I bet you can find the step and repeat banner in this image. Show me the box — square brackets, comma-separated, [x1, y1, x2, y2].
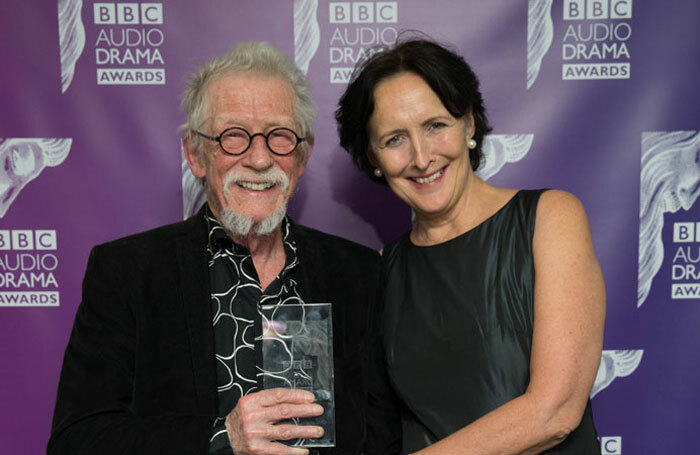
[1, 1, 699, 453]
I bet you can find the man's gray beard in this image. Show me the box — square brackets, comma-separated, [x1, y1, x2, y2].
[216, 166, 290, 238]
[219, 201, 288, 237]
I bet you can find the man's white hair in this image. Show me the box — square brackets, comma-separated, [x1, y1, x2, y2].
[180, 42, 316, 157]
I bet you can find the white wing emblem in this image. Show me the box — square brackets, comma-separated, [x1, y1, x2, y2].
[0, 138, 72, 218]
[475, 134, 534, 181]
[527, 0, 554, 89]
[57, 0, 85, 93]
[294, 0, 320, 75]
[590, 350, 644, 399]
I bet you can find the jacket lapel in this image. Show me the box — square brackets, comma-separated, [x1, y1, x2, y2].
[290, 221, 326, 303]
[174, 209, 217, 413]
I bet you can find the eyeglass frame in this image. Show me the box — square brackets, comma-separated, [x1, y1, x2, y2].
[192, 127, 306, 156]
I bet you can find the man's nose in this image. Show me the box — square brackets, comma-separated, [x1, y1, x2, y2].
[244, 134, 274, 169]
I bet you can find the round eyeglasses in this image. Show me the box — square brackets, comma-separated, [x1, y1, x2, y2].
[193, 127, 305, 156]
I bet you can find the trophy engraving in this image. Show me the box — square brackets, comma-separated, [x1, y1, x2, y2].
[261, 303, 335, 447]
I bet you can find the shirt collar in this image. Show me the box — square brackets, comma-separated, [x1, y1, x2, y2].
[204, 205, 299, 275]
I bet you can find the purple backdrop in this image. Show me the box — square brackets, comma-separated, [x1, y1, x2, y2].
[1, 1, 699, 453]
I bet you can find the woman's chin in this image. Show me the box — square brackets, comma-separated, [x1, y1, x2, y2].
[409, 203, 450, 221]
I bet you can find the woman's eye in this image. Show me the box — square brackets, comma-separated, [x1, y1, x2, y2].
[429, 122, 447, 130]
[384, 135, 403, 147]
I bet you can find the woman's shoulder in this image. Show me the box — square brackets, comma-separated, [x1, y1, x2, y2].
[380, 230, 414, 265]
[486, 188, 587, 242]
[535, 189, 587, 222]
[476, 186, 542, 221]
[532, 189, 593, 255]
[493, 188, 583, 221]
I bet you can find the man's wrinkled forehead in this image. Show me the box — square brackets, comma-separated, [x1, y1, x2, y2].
[205, 72, 296, 130]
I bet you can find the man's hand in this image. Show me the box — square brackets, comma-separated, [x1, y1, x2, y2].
[225, 388, 325, 455]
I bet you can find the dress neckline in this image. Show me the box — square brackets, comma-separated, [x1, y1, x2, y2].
[406, 189, 523, 249]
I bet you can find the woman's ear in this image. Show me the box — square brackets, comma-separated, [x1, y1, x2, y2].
[367, 151, 379, 168]
[465, 112, 476, 140]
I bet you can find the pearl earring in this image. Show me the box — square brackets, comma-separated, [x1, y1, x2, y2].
[373, 168, 383, 177]
[468, 138, 477, 150]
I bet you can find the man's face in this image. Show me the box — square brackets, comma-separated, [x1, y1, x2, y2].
[187, 73, 310, 235]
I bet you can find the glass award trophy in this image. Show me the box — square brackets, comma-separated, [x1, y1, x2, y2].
[261, 303, 335, 447]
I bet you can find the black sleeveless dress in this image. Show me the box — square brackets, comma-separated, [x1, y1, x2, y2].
[381, 190, 599, 454]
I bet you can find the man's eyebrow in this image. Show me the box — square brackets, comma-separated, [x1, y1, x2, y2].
[213, 118, 296, 129]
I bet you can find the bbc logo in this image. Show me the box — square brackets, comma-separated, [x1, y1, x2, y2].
[600, 436, 621, 454]
[0, 230, 57, 250]
[563, 0, 632, 20]
[329, 2, 397, 24]
[673, 222, 700, 243]
[94, 3, 163, 25]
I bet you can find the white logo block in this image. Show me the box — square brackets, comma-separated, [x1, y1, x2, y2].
[12, 230, 33, 250]
[94, 2, 163, 25]
[0, 230, 58, 250]
[117, 4, 139, 24]
[376, 2, 398, 23]
[329, 2, 351, 23]
[35, 230, 57, 250]
[564, 0, 585, 20]
[330, 2, 397, 23]
[610, 0, 633, 18]
[601, 436, 622, 454]
[141, 3, 163, 24]
[352, 2, 374, 23]
[587, 0, 609, 19]
[0, 230, 9, 250]
[564, 0, 632, 20]
[94, 3, 116, 24]
[673, 222, 700, 242]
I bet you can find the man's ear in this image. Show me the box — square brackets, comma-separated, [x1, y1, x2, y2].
[182, 133, 206, 179]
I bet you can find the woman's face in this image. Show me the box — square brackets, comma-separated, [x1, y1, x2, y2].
[368, 72, 475, 220]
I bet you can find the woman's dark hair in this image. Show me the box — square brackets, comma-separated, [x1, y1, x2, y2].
[335, 38, 492, 183]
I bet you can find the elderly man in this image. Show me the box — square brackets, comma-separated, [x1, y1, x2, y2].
[48, 42, 399, 455]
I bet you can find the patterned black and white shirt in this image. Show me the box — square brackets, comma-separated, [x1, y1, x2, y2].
[205, 207, 305, 454]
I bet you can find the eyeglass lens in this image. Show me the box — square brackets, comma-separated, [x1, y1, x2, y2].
[220, 128, 298, 155]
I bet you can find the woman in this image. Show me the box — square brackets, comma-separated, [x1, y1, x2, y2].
[336, 39, 605, 454]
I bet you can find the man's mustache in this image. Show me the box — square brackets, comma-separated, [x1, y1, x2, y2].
[222, 167, 290, 198]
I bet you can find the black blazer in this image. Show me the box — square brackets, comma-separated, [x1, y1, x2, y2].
[48, 209, 400, 455]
